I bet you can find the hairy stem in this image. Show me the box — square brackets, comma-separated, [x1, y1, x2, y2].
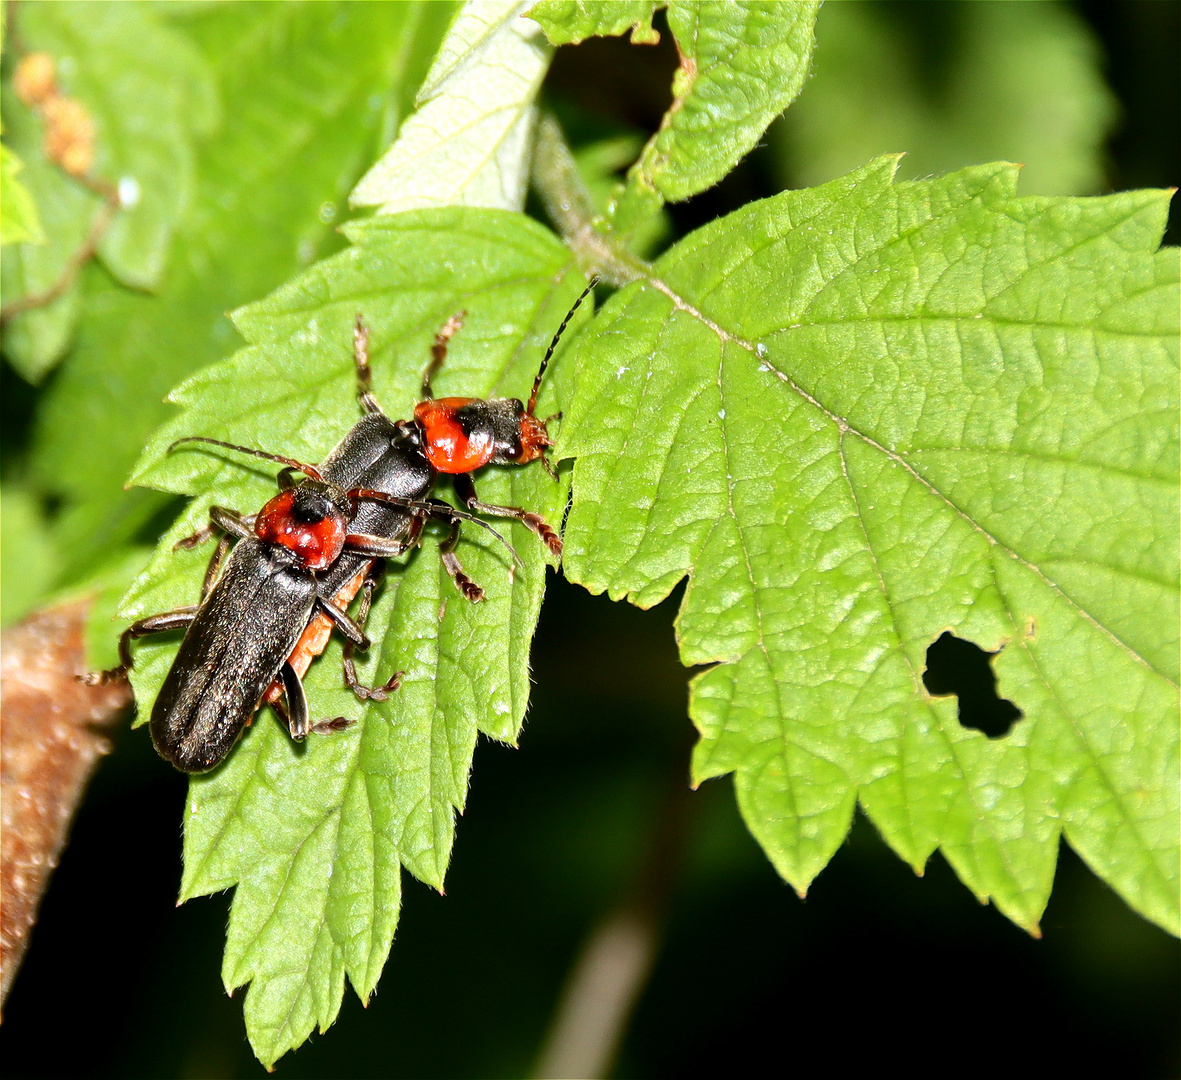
[0, 599, 131, 1011]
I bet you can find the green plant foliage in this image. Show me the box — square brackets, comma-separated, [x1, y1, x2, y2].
[121, 208, 584, 1068]
[351, 1, 551, 215]
[25, 1, 1175, 1068]
[21, 1, 218, 288]
[572, 130, 670, 259]
[575, 0, 819, 231]
[527, 0, 662, 45]
[1, 2, 217, 379]
[0, 143, 44, 246]
[642, 0, 818, 201]
[0, 484, 58, 626]
[0, 86, 95, 380]
[776, 1, 1116, 196]
[29, 2, 453, 589]
[557, 157, 1180, 936]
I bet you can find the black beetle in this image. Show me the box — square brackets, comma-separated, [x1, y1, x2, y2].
[86, 279, 596, 772]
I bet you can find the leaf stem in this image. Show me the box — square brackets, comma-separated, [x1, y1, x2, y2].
[0, 182, 118, 321]
[531, 112, 650, 287]
[531, 770, 691, 1078]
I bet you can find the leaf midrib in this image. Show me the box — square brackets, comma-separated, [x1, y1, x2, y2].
[623, 241, 1178, 690]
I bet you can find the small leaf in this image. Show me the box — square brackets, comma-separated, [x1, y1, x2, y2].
[122, 208, 584, 1068]
[610, 0, 819, 231]
[776, 1, 1117, 196]
[0, 142, 45, 246]
[0, 1, 216, 379]
[17, 1, 218, 289]
[350, 0, 552, 215]
[527, 0, 661, 45]
[0, 86, 95, 381]
[558, 158, 1179, 936]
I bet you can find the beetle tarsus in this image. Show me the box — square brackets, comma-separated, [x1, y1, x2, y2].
[341, 572, 404, 700]
[175, 521, 217, 550]
[453, 474, 563, 558]
[311, 716, 355, 735]
[76, 665, 128, 686]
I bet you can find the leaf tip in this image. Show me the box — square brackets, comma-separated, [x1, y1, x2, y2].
[1028, 924, 1043, 940]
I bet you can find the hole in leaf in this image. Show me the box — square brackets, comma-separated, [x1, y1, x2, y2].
[922, 632, 1023, 739]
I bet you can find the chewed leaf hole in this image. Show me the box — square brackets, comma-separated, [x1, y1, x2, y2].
[922, 632, 1023, 739]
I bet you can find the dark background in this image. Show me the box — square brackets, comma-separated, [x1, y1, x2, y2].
[2, 3, 1178, 1077]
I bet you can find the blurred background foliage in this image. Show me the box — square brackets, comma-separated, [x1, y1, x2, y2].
[1, 2, 1177, 1077]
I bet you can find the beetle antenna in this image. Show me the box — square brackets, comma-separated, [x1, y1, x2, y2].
[527, 275, 599, 416]
[169, 437, 324, 482]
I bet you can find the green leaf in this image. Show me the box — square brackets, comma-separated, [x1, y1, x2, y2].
[0, 143, 45, 246]
[609, 1, 819, 230]
[0, 1, 216, 379]
[18, 1, 217, 288]
[557, 158, 1180, 936]
[0, 484, 58, 626]
[31, 1, 452, 585]
[121, 208, 584, 1068]
[0, 81, 95, 381]
[526, 0, 661, 45]
[350, 0, 552, 215]
[776, 1, 1117, 196]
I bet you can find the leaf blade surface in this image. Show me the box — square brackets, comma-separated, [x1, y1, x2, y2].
[124, 208, 582, 1067]
[557, 158, 1180, 934]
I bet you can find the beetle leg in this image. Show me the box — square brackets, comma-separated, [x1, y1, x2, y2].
[436, 511, 484, 602]
[452, 472, 563, 557]
[199, 533, 233, 602]
[208, 506, 256, 539]
[353, 314, 385, 416]
[343, 531, 416, 559]
[174, 506, 254, 600]
[278, 660, 356, 739]
[341, 567, 403, 702]
[351, 489, 520, 565]
[278, 660, 311, 740]
[174, 520, 218, 550]
[420, 310, 466, 400]
[318, 594, 369, 648]
[78, 607, 198, 685]
[310, 716, 356, 735]
[174, 506, 255, 549]
[276, 466, 301, 490]
[401, 512, 426, 550]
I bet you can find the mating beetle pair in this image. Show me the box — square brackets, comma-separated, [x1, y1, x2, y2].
[86, 280, 596, 773]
